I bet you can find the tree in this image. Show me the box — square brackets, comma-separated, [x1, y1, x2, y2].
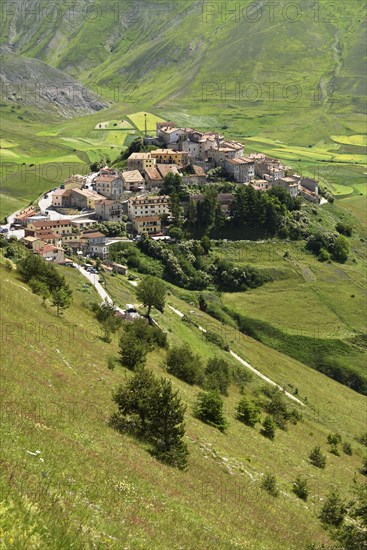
[194, 391, 227, 432]
[112, 368, 188, 469]
[327, 433, 342, 456]
[161, 173, 183, 196]
[169, 194, 183, 228]
[124, 318, 167, 350]
[333, 483, 367, 550]
[136, 276, 166, 317]
[261, 415, 276, 440]
[319, 489, 346, 526]
[112, 367, 157, 435]
[200, 236, 212, 254]
[205, 357, 230, 395]
[261, 473, 279, 497]
[166, 344, 204, 385]
[292, 475, 309, 501]
[309, 446, 326, 469]
[119, 333, 147, 370]
[236, 396, 261, 427]
[342, 442, 352, 456]
[92, 299, 121, 342]
[332, 234, 350, 263]
[28, 278, 50, 305]
[196, 187, 219, 234]
[263, 388, 292, 430]
[51, 286, 72, 316]
[149, 377, 189, 469]
[168, 226, 184, 241]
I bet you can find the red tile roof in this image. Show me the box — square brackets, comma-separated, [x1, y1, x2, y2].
[36, 244, 58, 253]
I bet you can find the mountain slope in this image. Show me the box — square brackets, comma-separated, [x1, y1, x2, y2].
[0, 47, 109, 118]
[1, 1, 366, 125]
[1, 260, 366, 548]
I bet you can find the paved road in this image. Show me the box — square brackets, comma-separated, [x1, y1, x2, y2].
[168, 304, 304, 406]
[76, 265, 124, 315]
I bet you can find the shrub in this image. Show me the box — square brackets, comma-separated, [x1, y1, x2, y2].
[360, 456, 367, 476]
[92, 299, 121, 342]
[333, 483, 367, 549]
[336, 221, 353, 237]
[124, 318, 167, 349]
[327, 433, 341, 456]
[332, 234, 350, 263]
[309, 446, 326, 469]
[261, 473, 279, 497]
[292, 475, 309, 501]
[318, 248, 331, 262]
[107, 356, 116, 370]
[194, 391, 227, 432]
[236, 397, 260, 427]
[262, 387, 301, 430]
[261, 415, 276, 441]
[119, 333, 147, 371]
[166, 344, 204, 385]
[342, 442, 352, 456]
[203, 330, 229, 351]
[205, 357, 230, 395]
[356, 432, 367, 446]
[319, 489, 346, 526]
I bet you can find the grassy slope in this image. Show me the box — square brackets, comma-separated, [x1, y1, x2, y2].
[1, 262, 367, 548]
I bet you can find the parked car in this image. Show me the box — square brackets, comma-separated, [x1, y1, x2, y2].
[0, 228, 8, 233]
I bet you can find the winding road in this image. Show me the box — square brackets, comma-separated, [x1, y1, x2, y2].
[168, 305, 304, 406]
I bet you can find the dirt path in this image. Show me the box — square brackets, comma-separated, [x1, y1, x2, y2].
[168, 305, 304, 407]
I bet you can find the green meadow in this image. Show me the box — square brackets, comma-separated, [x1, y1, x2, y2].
[1, 259, 366, 548]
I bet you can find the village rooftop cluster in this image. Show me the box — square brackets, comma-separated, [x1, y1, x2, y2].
[12, 120, 320, 264]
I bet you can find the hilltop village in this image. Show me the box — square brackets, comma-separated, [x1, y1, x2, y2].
[11, 121, 320, 263]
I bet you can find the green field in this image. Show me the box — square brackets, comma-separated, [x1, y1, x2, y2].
[331, 135, 367, 147]
[1, 259, 366, 548]
[0, 0, 365, 219]
[127, 112, 163, 133]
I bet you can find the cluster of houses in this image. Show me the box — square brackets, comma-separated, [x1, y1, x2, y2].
[15, 120, 319, 263]
[22, 218, 112, 263]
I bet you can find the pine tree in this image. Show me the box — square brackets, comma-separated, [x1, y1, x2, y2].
[319, 489, 346, 526]
[119, 333, 147, 371]
[51, 286, 72, 316]
[292, 475, 309, 501]
[334, 483, 367, 549]
[261, 473, 279, 497]
[149, 378, 189, 470]
[112, 367, 157, 436]
[309, 446, 326, 469]
[261, 415, 276, 441]
[236, 396, 261, 427]
[112, 369, 189, 469]
[205, 357, 230, 395]
[194, 391, 227, 432]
